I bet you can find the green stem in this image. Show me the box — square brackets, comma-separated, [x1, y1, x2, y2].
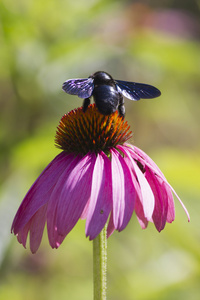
[93, 225, 107, 300]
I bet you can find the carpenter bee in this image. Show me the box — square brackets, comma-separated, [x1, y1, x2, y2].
[62, 71, 161, 118]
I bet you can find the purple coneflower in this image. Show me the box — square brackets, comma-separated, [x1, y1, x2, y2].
[11, 104, 190, 253]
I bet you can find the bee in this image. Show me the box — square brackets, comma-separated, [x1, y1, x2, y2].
[62, 71, 161, 118]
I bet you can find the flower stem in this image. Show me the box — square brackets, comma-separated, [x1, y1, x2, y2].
[93, 225, 107, 300]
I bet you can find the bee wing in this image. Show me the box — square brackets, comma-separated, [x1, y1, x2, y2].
[115, 80, 161, 101]
[62, 78, 94, 99]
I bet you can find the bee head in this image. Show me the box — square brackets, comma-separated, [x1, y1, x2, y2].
[90, 71, 114, 86]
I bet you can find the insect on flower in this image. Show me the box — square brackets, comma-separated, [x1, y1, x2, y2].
[62, 71, 161, 118]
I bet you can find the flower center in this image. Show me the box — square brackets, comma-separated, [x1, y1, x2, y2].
[55, 104, 132, 155]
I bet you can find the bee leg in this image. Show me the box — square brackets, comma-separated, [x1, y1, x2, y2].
[82, 98, 90, 112]
[118, 94, 125, 118]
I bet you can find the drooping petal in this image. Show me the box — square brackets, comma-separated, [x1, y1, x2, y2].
[29, 204, 48, 253]
[86, 151, 112, 240]
[56, 153, 96, 237]
[17, 222, 30, 248]
[129, 145, 165, 177]
[111, 149, 136, 231]
[134, 197, 149, 229]
[117, 145, 155, 221]
[47, 204, 66, 249]
[46, 155, 81, 246]
[122, 144, 190, 222]
[145, 167, 168, 231]
[11, 152, 74, 234]
[110, 149, 124, 230]
[17, 204, 48, 253]
[137, 149, 189, 222]
[163, 180, 190, 222]
[80, 199, 90, 220]
[164, 181, 175, 223]
[107, 211, 115, 238]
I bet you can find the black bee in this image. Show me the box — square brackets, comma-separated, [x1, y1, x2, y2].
[62, 71, 161, 118]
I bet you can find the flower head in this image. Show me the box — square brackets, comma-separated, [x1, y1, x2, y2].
[11, 104, 190, 253]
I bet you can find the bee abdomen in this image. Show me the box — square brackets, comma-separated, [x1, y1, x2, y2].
[93, 85, 119, 115]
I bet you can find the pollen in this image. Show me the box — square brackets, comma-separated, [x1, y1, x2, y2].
[55, 104, 132, 155]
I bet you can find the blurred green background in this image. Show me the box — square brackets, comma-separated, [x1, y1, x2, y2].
[0, 0, 200, 299]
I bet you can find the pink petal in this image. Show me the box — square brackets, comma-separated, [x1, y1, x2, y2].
[11, 152, 74, 234]
[107, 211, 115, 238]
[17, 222, 30, 248]
[164, 180, 190, 222]
[56, 153, 96, 236]
[80, 200, 90, 220]
[145, 168, 168, 231]
[123, 144, 190, 222]
[86, 152, 112, 240]
[135, 197, 149, 229]
[117, 145, 155, 221]
[47, 203, 66, 249]
[164, 181, 175, 223]
[130, 145, 165, 177]
[46, 155, 82, 246]
[110, 149, 136, 231]
[29, 204, 48, 253]
[110, 149, 124, 230]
